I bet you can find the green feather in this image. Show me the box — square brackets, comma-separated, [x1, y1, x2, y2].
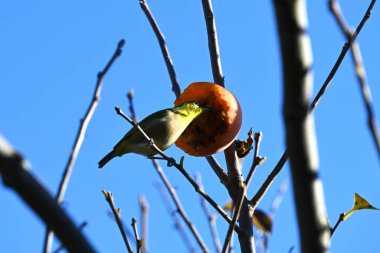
[98, 102, 204, 168]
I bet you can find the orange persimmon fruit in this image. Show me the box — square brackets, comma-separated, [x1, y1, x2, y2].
[174, 82, 242, 156]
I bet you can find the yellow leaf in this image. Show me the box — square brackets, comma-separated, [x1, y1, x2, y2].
[225, 201, 273, 233]
[253, 209, 273, 234]
[223, 200, 233, 211]
[343, 193, 379, 220]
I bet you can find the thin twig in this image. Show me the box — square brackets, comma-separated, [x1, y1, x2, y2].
[222, 186, 247, 253]
[196, 173, 222, 253]
[139, 0, 181, 98]
[205, 156, 228, 187]
[115, 106, 171, 162]
[102, 190, 134, 253]
[173, 158, 243, 237]
[56, 39, 125, 204]
[249, 150, 288, 209]
[127, 88, 137, 122]
[131, 217, 143, 253]
[107, 210, 133, 239]
[116, 107, 243, 236]
[151, 160, 209, 253]
[250, 0, 376, 209]
[155, 183, 197, 253]
[330, 213, 345, 237]
[308, 0, 376, 113]
[43, 39, 126, 253]
[107, 211, 135, 241]
[201, 0, 224, 86]
[253, 180, 288, 250]
[139, 195, 149, 251]
[0, 136, 96, 253]
[245, 132, 264, 187]
[329, 0, 380, 159]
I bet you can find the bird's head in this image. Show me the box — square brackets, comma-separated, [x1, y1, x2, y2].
[176, 102, 209, 118]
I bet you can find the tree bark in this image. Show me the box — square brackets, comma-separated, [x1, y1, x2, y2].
[273, 0, 330, 252]
[0, 136, 96, 253]
[224, 144, 255, 253]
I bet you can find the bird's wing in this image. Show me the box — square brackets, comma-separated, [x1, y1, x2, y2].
[113, 109, 170, 149]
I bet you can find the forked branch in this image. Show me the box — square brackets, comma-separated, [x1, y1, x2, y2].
[103, 190, 134, 253]
[329, 0, 380, 159]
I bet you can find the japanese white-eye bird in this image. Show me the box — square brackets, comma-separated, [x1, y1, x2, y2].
[98, 102, 206, 168]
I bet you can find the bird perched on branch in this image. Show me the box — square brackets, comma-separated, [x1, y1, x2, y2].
[98, 102, 206, 168]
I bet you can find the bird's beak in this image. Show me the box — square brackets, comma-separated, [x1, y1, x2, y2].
[200, 105, 211, 111]
[193, 102, 210, 111]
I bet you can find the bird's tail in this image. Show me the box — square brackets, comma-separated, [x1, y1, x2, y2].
[98, 150, 117, 169]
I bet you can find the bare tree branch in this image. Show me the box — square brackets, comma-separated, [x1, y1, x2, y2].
[155, 183, 197, 253]
[127, 88, 137, 122]
[139, 195, 149, 251]
[273, 0, 330, 251]
[103, 190, 134, 253]
[57, 39, 126, 204]
[106, 211, 135, 243]
[308, 0, 376, 113]
[330, 213, 345, 238]
[201, 0, 224, 86]
[196, 174, 222, 253]
[43, 39, 126, 253]
[173, 157, 244, 236]
[205, 156, 228, 187]
[222, 186, 247, 253]
[329, 0, 380, 160]
[224, 144, 254, 253]
[139, 0, 181, 98]
[0, 136, 96, 253]
[114, 106, 173, 162]
[52, 222, 88, 253]
[131, 217, 143, 253]
[245, 132, 264, 187]
[151, 159, 209, 253]
[249, 150, 288, 209]
[253, 180, 288, 251]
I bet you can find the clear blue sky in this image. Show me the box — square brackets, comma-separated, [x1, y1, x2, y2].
[1, 1, 379, 252]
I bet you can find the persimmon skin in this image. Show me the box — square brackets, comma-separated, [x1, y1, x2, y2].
[174, 82, 242, 156]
